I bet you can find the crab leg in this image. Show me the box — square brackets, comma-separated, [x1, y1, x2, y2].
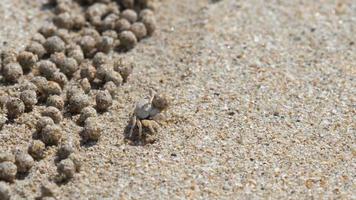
[128, 116, 136, 138]
[137, 120, 143, 139]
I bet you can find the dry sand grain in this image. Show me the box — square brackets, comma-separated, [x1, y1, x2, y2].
[0, 0, 355, 199]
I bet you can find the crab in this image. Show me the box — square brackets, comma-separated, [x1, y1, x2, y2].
[128, 92, 169, 142]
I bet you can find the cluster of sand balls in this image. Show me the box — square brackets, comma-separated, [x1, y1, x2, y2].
[0, 0, 158, 197]
[0, 151, 33, 183]
[49, 0, 156, 52]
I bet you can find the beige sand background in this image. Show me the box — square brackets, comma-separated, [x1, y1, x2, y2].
[0, 0, 355, 199]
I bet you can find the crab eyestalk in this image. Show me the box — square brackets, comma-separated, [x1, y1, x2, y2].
[152, 93, 169, 111]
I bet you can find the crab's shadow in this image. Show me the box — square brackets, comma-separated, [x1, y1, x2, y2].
[40, 1, 55, 11]
[16, 172, 30, 180]
[80, 140, 98, 148]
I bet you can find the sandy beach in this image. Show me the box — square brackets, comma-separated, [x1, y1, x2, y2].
[0, 0, 355, 199]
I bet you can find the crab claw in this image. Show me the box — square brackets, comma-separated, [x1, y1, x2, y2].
[141, 120, 160, 134]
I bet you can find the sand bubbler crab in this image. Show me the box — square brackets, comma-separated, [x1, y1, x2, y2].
[127, 91, 169, 144]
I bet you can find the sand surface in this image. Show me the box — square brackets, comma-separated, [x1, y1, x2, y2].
[0, 0, 355, 199]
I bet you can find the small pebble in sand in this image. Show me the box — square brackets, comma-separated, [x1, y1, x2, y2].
[105, 70, 123, 86]
[79, 106, 97, 125]
[14, 151, 34, 173]
[53, 12, 73, 29]
[121, 9, 138, 23]
[25, 42, 47, 59]
[58, 57, 79, 78]
[39, 23, 57, 38]
[66, 44, 84, 64]
[20, 80, 38, 92]
[31, 76, 47, 93]
[55, 1, 71, 14]
[139, 9, 154, 19]
[103, 81, 117, 96]
[54, 29, 71, 44]
[130, 22, 147, 40]
[46, 95, 64, 110]
[41, 124, 63, 146]
[31, 33, 46, 44]
[68, 93, 90, 114]
[50, 52, 65, 65]
[57, 158, 76, 180]
[81, 117, 101, 142]
[102, 30, 118, 39]
[51, 72, 68, 88]
[28, 140, 46, 160]
[80, 28, 101, 42]
[95, 65, 109, 81]
[107, 1, 120, 14]
[17, 51, 38, 72]
[66, 86, 83, 101]
[115, 18, 131, 32]
[0, 181, 11, 200]
[42, 106, 63, 124]
[114, 39, 121, 49]
[68, 153, 82, 172]
[79, 35, 97, 57]
[40, 180, 59, 198]
[0, 153, 15, 163]
[6, 98, 25, 119]
[0, 162, 17, 182]
[38, 60, 58, 79]
[1, 49, 17, 65]
[96, 90, 113, 112]
[119, 31, 137, 50]
[72, 14, 86, 30]
[43, 81, 62, 97]
[57, 142, 75, 160]
[141, 15, 156, 36]
[44, 36, 66, 54]
[92, 52, 108, 68]
[80, 78, 91, 94]
[36, 117, 55, 133]
[2, 63, 23, 83]
[51, 52, 79, 77]
[97, 36, 114, 53]
[86, 3, 108, 25]
[100, 13, 118, 32]
[114, 58, 133, 83]
[80, 62, 97, 82]
[20, 90, 38, 111]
